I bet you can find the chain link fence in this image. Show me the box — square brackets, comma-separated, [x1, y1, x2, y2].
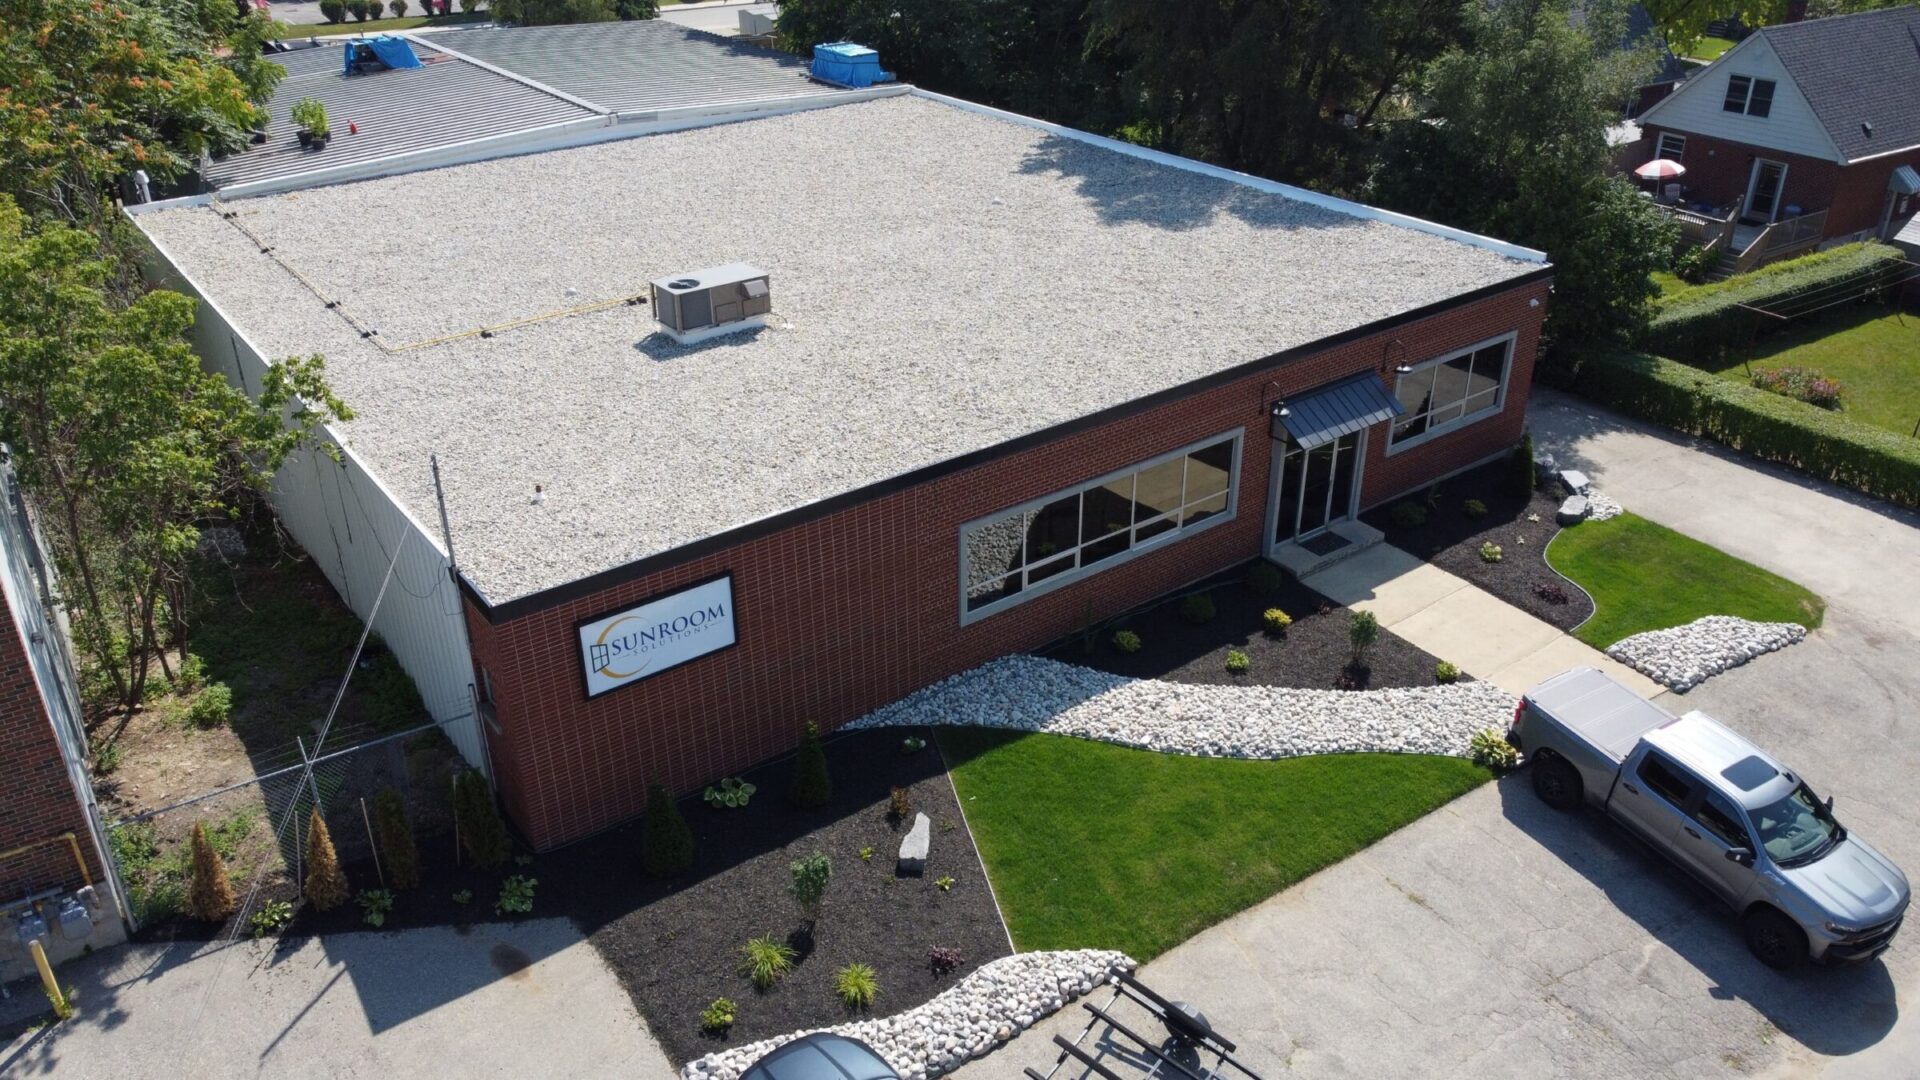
[106, 716, 471, 930]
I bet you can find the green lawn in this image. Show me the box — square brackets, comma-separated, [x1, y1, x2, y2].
[1547, 512, 1824, 648]
[1650, 269, 1694, 300]
[1685, 35, 1738, 61]
[1697, 307, 1920, 438]
[939, 729, 1491, 962]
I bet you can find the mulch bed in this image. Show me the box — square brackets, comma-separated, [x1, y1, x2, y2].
[1360, 460, 1595, 632]
[1041, 561, 1454, 690]
[139, 729, 1009, 1067]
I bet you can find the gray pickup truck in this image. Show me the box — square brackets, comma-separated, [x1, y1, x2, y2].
[1511, 667, 1908, 970]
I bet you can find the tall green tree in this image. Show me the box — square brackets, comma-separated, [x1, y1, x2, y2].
[0, 198, 351, 707]
[0, 0, 284, 222]
[1373, 0, 1677, 350]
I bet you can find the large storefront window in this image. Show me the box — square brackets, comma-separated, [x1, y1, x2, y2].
[1389, 334, 1515, 450]
[961, 432, 1241, 620]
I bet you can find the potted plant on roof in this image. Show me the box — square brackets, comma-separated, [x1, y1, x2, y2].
[292, 98, 331, 149]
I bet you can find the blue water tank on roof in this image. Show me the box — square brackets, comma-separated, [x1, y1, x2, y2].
[810, 42, 894, 89]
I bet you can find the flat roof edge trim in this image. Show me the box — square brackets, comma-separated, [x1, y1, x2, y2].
[908, 89, 1549, 265]
[126, 209, 472, 598]
[468, 266, 1553, 622]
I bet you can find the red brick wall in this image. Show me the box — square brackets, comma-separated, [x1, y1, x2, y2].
[0, 589, 103, 897]
[1635, 127, 1920, 240]
[466, 279, 1551, 849]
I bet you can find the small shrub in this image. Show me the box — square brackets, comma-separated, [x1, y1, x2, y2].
[1462, 498, 1488, 518]
[1532, 581, 1571, 605]
[303, 808, 350, 912]
[700, 997, 737, 1034]
[495, 875, 537, 915]
[1479, 541, 1504, 564]
[703, 777, 756, 809]
[642, 782, 696, 878]
[188, 821, 237, 922]
[740, 934, 796, 990]
[834, 963, 879, 1010]
[1244, 561, 1283, 596]
[451, 889, 473, 905]
[858, 846, 874, 862]
[249, 899, 293, 938]
[1348, 609, 1380, 669]
[1262, 608, 1291, 634]
[899, 736, 926, 754]
[173, 653, 207, 693]
[790, 852, 832, 922]
[1111, 629, 1142, 654]
[461, 0, 479, 13]
[1180, 592, 1216, 625]
[1672, 243, 1718, 284]
[372, 788, 420, 890]
[291, 97, 330, 136]
[788, 722, 833, 808]
[887, 786, 912, 821]
[452, 770, 510, 869]
[1389, 501, 1429, 530]
[514, 853, 533, 867]
[357, 888, 394, 928]
[390, 0, 409, 16]
[1508, 433, 1537, 498]
[1751, 366, 1844, 410]
[187, 682, 233, 729]
[91, 740, 123, 776]
[319, 0, 347, 22]
[1224, 649, 1250, 674]
[362, 651, 425, 732]
[1470, 729, 1520, 771]
[928, 945, 964, 976]
[934, 875, 956, 891]
[1435, 661, 1460, 684]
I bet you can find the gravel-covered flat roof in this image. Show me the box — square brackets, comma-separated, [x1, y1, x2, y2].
[137, 94, 1543, 608]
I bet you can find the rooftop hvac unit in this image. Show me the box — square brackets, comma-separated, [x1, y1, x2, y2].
[650, 264, 772, 345]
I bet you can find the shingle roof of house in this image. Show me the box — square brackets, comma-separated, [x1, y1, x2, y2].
[422, 19, 850, 116]
[1760, 5, 1920, 161]
[203, 40, 595, 190]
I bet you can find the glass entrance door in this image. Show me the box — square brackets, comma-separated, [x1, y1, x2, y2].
[1270, 431, 1362, 546]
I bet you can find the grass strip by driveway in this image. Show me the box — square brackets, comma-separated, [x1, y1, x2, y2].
[939, 728, 1491, 962]
[1547, 511, 1824, 649]
[1700, 307, 1920, 438]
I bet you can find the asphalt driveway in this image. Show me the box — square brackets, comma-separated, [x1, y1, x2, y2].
[962, 390, 1917, 1079]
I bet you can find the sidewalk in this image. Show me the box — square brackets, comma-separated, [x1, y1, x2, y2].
[1303, 543, 1663, 698]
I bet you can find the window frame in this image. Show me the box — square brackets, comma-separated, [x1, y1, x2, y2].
[1655, 132, 1686, 161]
[1384, 331, 1518, 455]
[1722, 75, 1776, 117]
[1637, 751, 1698, 809]
[958, 429, 1244, 624]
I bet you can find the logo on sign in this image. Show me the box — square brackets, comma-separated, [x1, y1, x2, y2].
[577, 576, 736, 697]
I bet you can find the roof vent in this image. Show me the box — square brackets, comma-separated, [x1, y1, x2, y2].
[649, 264, 771, 345]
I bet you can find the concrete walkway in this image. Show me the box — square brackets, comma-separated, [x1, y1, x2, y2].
[1304, 543, 1663, 698]
[0, 918, 674, 1079]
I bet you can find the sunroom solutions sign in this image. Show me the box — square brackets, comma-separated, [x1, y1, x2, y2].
[577, 576, 736, 698]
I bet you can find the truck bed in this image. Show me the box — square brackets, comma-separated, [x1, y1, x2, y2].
[1525, 667, 1674, 764]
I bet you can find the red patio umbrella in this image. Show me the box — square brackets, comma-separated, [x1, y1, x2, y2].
[1634, 158, 1687, 180]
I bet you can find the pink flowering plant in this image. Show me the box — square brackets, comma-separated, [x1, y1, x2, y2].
[1750, 366, 1844, 410]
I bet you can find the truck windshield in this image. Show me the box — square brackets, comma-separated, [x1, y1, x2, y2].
[1748, 784, 1840, 867]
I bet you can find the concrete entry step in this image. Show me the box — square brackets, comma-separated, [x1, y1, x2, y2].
[1267, 519, 1386, 579]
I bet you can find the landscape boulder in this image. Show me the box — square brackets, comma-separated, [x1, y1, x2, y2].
[1556, 495, 1590, 526]
[898, 812, 931, 876]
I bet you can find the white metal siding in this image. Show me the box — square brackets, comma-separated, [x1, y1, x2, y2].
[131, 227, 489, 776]
[1639, 37, 1843, 162]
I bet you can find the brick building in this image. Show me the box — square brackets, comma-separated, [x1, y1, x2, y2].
[1630, 7, 1920, 262]
[135, 77, 1549, 849]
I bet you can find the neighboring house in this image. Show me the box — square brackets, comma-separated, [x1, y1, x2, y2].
[1630, 5, 1920, 268]
[130, 27, 1550, 852]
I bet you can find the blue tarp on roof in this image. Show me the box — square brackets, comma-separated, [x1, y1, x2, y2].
[809, 42, 893, 89]
[1276, 373, 1404, 448]
[343, 35, 423, 75]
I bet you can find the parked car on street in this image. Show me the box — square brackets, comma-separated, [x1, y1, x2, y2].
[1511, 667, 1908, 970]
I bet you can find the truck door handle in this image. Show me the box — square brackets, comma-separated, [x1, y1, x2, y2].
[1621, 782, 1640, 795]
[1683, 826, 1701, 839]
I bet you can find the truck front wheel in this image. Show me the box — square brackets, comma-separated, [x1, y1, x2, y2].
[1531, 752, 1582, 810]
[1743, 908, 1808, 971]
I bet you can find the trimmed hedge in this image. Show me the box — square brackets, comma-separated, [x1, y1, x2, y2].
[1644, 242, 1906, 361]
[1571, 350, 1920, 508]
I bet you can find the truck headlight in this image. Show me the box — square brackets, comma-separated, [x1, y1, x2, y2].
[1823, 920, 1858, 935]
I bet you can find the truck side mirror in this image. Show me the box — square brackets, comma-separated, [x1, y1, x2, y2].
[1825, 796, 1835, 813]
[1725, 847, 1755, 867]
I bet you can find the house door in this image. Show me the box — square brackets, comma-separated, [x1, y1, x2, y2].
[1267, 431, 1363, 550]
[1744, 159, 1788, 223]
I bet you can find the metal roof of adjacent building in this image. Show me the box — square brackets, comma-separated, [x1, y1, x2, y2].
[422, 18, 853, 117]
[136, 93, 1545, 609]
[1760, 5, 1920, 162]
[202, 39, 596, 190]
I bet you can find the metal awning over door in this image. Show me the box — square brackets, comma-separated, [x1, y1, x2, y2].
[1271, 372, 1404, 448]
[1891, 165, 1920, 195]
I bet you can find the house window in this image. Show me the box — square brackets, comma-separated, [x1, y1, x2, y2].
[1722, 75, 1775, 118]
[961, 432, 1242, 620]
[1388, 334, 1515, 451]
[1656, 132, 1686, 160]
